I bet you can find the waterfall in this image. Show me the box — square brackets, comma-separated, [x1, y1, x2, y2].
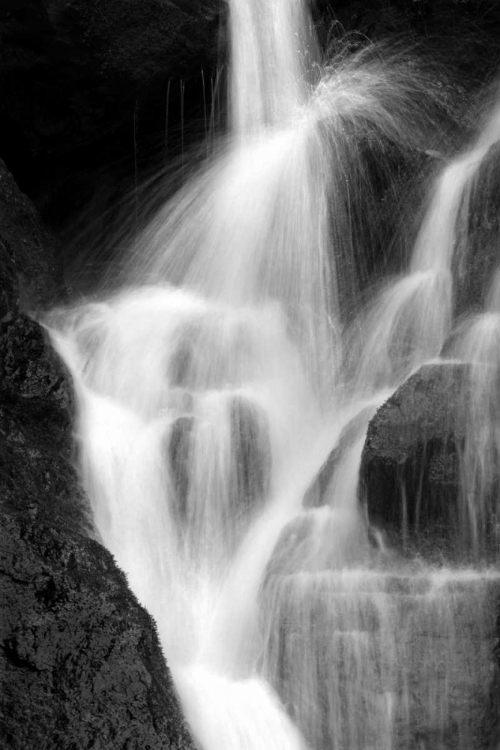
[49, 0, 500, 748]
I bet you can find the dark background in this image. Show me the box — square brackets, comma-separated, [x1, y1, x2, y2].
[2, 0, 500, 289]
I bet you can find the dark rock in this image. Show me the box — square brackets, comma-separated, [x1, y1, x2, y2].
[0, 159, 59, 316]
[0, 0, 222, 218]
[0, 314, 198, 748]
[359, 363, 470, 554]
[0, 512, 196, 750]
[0, 314, 89, 536]
[454, 141, 500, 318]
[314, 0, 500, 88]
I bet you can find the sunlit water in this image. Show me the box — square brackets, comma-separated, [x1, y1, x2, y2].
[49, 0, 500, 748]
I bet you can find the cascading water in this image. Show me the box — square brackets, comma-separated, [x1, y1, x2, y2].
[48, 0, 500, 748]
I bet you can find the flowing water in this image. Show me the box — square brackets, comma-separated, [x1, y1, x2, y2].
[49, 0, 500, 748]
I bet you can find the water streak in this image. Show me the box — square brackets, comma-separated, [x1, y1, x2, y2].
[48, 0, 500, 747]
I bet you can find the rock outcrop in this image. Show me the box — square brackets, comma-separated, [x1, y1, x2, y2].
[0, 314, 88, 534]
[0, 156, 196, 750]
[359, 363, 469, 555]
[0, 512, 195, 750]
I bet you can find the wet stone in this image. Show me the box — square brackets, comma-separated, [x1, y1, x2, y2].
[260, 568, 500, 750]
[360, 363, 472, 557]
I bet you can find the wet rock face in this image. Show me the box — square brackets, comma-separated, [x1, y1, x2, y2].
[0, 161, 196, 746]
[261, 567, 500, 750]
[454, 141, 500, 318]
[304, 405, 377, 509]
[0, 316, 197, 748]
[359, 363, 470, 554]
[0, 512, 195, 750]
[0, 314, 89, 535]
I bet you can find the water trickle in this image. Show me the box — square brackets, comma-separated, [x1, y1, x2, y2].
[48, 0, 500, 747]
[354, 97, 500, 394]
[451, 269, 500, 554]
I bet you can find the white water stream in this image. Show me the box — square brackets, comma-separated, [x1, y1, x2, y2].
[49, 1, 500, 748]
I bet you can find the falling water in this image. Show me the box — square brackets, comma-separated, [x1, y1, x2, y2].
[452, 265, 500, 555]
[355, 100, 500, 393]
[49, 0, 500, 748]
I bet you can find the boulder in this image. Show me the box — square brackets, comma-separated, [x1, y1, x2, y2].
[0, 314, 89, 535]
[0, 315, 198, 748]
[0, 512, 196, 750]
[359, 363, 470, 555]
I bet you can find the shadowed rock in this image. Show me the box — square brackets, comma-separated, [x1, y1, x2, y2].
[0, 159, 59, 317]
[0, 315, 197, 748]
[0, 314, 89, 535]
[0, 0, 222, 239]
[360, 363, 470, 556]
[454, 141, 500, 318]
[0, 512, 196, 750]
[0, 0, 220, 165]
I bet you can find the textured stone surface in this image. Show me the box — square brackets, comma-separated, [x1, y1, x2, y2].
[0, 314, 196, 748]
[261, 568, 500, 750]
[0, 314, 88, 535]
[359, 363, 470, 553]
[0, 512, 195, 750]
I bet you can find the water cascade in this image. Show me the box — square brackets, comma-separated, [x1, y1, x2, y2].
[49, 0, 500, 748]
